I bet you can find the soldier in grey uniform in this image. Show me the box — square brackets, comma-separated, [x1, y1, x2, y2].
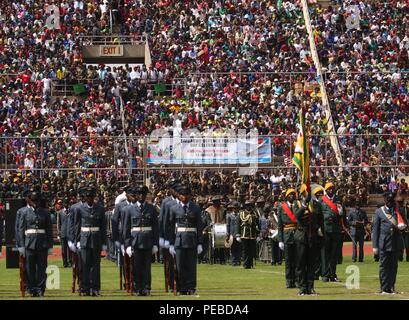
[16, 191, 53, 297]
[168, 185, 204, 295]
[372, 192, 407, 294]
[73, 187, 107, 296]
[111, 186, 132, 287]
[123, 186, 159, 296]
[159, 180, 179, 290]
[198, 196, 211, 264]
[226, 201, 241, 266]
[347, 200, 369, 262]
[57, 198, 72, 267]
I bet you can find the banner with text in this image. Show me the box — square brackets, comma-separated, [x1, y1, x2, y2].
[147, 137, 271, 164]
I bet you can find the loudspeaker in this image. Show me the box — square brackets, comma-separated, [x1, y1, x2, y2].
[6, 246, 19, 269]
[4, 198, 26, 246]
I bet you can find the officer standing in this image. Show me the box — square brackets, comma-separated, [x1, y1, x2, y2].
[372, 192, 407, 294]
[16, 191, 53, 297]
[159, 180, 179, 291]
[295, 184, 322, 296]
[57, 198, 72, 267]
[236, 199, 259, 269]
[226, 201, 241, 266]
[347, 200, 369, 262]
[111, 186, 132, 288]
[168, 185, 203, 295]
[268, 206, 282, 265]
[123, 186, 159, 296]
[277, 188, 301, 288]
[74, 187, 107, 296]
[311, 185, 325, 280]
[320, 182, 344, 282]
[198, 196, 211, 264]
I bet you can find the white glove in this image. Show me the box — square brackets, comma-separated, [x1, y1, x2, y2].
[169, 245, 176, 256]
[159, 237, 165, 248]
[373, 248, 378, 255]
[236, 237, 241, 243]
[102, 245, 107, 252]
[152, 245, 158, 255]
[164, 240, 170, 249]
[279, 242, 285, 251]
[76, 242, 81, 250]
[318, 228, 323, 237]
[121, 244, 125, 256]
[48, 248, 53, 256]
[68, 241, 77, 253]
[197, 244, 203, 255]
[397, 223, 407, 231]
[126, 246, 133, 257]
[18, 247, 25, 257]
[115, 241, 121, 249]
[57, 236, 60, 240]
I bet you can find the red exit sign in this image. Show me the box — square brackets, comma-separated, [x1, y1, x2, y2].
[99, 45, 124, 57]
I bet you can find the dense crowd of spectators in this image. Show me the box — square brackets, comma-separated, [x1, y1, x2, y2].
[0, 0, 407, 209]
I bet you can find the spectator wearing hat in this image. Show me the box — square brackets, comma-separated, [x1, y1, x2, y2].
[168, 185, 203, 296]
[122, 186, 159, 296]
[319, 182, 345, 282]
[236, 199, 259, 269]
[226, 201, 241, 266]
[16, 191, 53, 297]
[277, 188, 301, 288]
[73, 187, 107, 296]
[372, 192, 408, 294]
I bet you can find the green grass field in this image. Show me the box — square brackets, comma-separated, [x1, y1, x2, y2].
[1, 250, 409, 300]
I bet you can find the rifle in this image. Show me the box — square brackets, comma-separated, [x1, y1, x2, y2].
[172, 254, 177, 296]
[124, 253, 130, 293]
[129, 254, 134, 295]
[164, 249, 169, 292]
[18, 254, 25, 297]
[118, 250, 123, 290]
[71, 252, 77, 293]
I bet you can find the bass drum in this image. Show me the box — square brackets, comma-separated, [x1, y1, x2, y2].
[212, 223, 227, 249]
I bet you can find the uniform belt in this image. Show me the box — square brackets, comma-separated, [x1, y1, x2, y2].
[177, 227, 197, 232]
[25, 229, 45, 235]
[131, 227, 152, 232]
[81, 227, 100, 232]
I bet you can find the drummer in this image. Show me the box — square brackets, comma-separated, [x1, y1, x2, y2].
[226, 201, 242, 266]
[206, 195, 227, 264]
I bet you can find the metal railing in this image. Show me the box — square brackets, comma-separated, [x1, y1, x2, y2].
[0, 134, 407, 176]
[78, 35, 146, 45]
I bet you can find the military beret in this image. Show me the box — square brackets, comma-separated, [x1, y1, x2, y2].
[84, 187, 97, 196]
[228, 201, 240, 208]
[177, 185, 191, 195]
[212, 195, 222, 201]
[383, 191, 395, 200]
[136, 185, 149, 195]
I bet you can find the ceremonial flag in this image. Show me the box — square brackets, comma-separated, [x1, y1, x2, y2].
[292, 109, 310, 193]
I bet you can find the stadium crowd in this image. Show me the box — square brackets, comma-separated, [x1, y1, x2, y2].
[0, 0, 407, 210]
